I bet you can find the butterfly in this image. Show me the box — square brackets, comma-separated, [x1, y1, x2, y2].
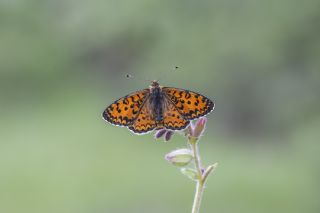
[102, 80, 214, 134]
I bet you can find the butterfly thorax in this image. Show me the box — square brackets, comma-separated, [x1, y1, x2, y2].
[149, 81, 165, 122]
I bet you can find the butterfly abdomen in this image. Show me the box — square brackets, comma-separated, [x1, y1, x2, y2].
[149, 86, 164, 122]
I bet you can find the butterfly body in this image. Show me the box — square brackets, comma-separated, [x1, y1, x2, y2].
[103, 81, 214, 134]
[148, 81, 165, 122]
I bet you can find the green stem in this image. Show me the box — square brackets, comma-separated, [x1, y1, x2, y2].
[192, 179, 205, 213]
[190, 139, 204, 213]
[191, 140, 202, 179]
[189, 138, 217, 213]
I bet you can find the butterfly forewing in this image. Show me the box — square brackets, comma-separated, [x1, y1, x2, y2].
[102, 89, 149, 126]
[163, 87, 214, 120]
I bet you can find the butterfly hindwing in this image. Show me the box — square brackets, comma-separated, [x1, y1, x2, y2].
[128, 104, 157, 134]
[162, 87, 214, 120]
[103, 89, 149, 126]
[163, 101, 190, 130]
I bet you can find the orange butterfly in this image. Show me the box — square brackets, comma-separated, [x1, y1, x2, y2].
[102, 81, 214, 134]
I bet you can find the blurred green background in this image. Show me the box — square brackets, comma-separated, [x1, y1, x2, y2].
[1, 0, 320, 213]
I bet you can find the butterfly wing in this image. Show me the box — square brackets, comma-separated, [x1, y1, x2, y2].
[162, 87, 214, 120]
[102, 89, 149, 126]
[128, 104, 157, 134]
[162, 100, 190, 130]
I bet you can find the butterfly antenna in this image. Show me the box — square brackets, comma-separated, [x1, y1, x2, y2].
[144, 66, 180, 84]
[158, 65, 180, 83]
[126, 73, 154, 85]
[127, 66, 180, 84]
[144, 78, 156, 84]
[125, 73, 134, 79]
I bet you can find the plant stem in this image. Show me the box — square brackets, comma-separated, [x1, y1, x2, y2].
[189, 138, 216, 213]
[190, 139, 204, 213]
[192, 179, 205, 213]
[191, 140, 202, 178]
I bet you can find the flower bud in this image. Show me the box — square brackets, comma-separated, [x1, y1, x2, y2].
[154, 129, 174, 142]
[180, 168, 198, 181]
[165, 148, 193, 167]
[154, 129, 167, 139]
[184, 122, 194, 137]
[192, 117, 207, 138]
[164, 130, 174, 141]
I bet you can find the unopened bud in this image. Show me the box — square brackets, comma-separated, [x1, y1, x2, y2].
[164, 130, 174, 141]
[192, 117, 207, 138]
[184, 122, 194, 137]
[165, 148, 193, 167]
[180, 168, 198, 181]
[154, 129, 174, 142]
[154, 129, 167, 139]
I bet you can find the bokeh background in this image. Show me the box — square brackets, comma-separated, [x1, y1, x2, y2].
[1, 1, 320, 213]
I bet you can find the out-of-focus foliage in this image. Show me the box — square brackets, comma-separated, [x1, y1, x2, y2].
[0, 0, 319, 213]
